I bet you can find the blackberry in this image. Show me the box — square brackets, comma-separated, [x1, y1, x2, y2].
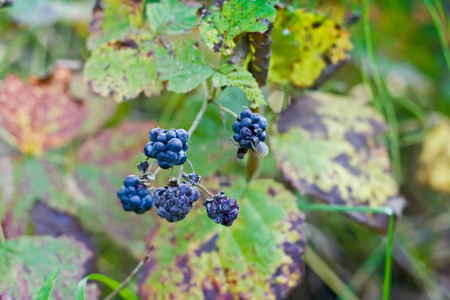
[117, 175, 154, 214]
[144, 128, 189, 169]
[153, 183, 200, 222]
[204, 191, 240, 226]
[232, 108, 268, 158]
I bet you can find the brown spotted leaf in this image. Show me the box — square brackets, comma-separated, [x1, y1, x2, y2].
[0, 235, 98, 299]
[88, 0, 145, 50]
[0, 68, 87, 156]
[269, 8, 353, 88]
[139, 179, 306, 299]
[271, 92, 401, 231]
[84, 34, 163, 102]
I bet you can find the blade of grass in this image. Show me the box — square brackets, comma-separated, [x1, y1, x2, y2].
[32, 266, 60, 300]
[76, 273, 139, 300]
[298, 203, 395, 300]
[362, 0, 401, 181]
[425, 0, 450, 71]
[304, 246, 360, 300]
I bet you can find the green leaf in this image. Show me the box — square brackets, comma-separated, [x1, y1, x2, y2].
[139, 178, 306, 299]
[87, 0, 145, 50]
[199, 0, 278, 54]
[269, 8, 353, 88]
[0, 236, 97, 299]
[84, 34, 163, 102]
[213, 64, 266, 107]
[155, 40, 215, 93]
[32, 266, 60, 300]
[271, 92, 400, 230]
[146, 0, 199, 35]
[77, 273, 139, 300]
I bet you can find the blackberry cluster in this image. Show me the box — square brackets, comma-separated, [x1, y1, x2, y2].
[232, 108, 267, 156]
[186, 173, 201, 186]
[204, 191, 240, 226]
[153, 183, 200, 222]
[117, 175, 154, 214]
[143, 128, 189, 169]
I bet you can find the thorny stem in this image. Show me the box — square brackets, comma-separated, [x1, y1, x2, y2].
[103, 246, 154, 300]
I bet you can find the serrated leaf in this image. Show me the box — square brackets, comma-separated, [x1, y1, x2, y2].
[84, 34, 163, 102]
[88, 0, 145, 50]
[199, 0, 277, 54]
[269, 8, 353, 88]
[155, 40, 215, 93]
[213, 64, 266, 107]
[32, 266, 60, 300]
[146, 0, 199, 35]
[0, 69, 87, 156]
[271, 92, 400, 230]
[139, 178, 306, 299]
[0, 236, 98, 299]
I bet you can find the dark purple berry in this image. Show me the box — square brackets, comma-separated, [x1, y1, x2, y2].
[153, 183, 200, 222]
[165, 150, 177, 163]
[166, 130, 177, 140]
[175, 150, 187, 165]
[233, 133, 241, 142]
[240, 127, 252, 139]
[250, 113, 260, 123]
[232, 122, 241, 133]
[123, 175, 139, 187]
[149, 128, 163, 142]
[176, 129, 189, 144]
[143, 142, 154, 158]
[157, 132, 168, 143]
[240, 117, 252, 127]
[158, 160, 172, 169]
[153, 142, 166, 153]
[204, 191, 240, 226]
[260, 131, 266, 142]
[240, 108, 252, 118]
[167, 138, 183, 152]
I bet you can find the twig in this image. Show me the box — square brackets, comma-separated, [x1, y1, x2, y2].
[220, 110, 239, 146]
[177, 165, 183, 183]
[103, 246, 154, 300]
[188, 97, 209, 137]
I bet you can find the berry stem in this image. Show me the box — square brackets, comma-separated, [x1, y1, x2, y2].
[177, 165, 183, 183]
[186, 159, 195, 173]
[220, 109, 239, 146]
[213, 101, 238, 118]
[182, 173, 214, 198]
[188, 96, 208, 138]
[103, 246, 154, 300]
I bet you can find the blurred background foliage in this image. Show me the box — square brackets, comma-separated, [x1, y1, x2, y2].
[0, 0, 449, 299]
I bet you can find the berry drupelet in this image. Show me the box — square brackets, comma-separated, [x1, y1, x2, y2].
[117, 175, 154, 214]
[153, 183, 200, 222]
[204, 191, 240, 226]
[143, 128, 189, 169]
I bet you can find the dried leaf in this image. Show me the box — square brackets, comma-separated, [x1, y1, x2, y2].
[0, 236, 98, 299]
[271, 92, 401, 231]
[269, 9, 353, 88]
[248, 23, 273, 87]
[139, 178, 306, 299]
[0, 68, 87, 156]
[418, 120, 450, 194]
[84, 34, 163, 102]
